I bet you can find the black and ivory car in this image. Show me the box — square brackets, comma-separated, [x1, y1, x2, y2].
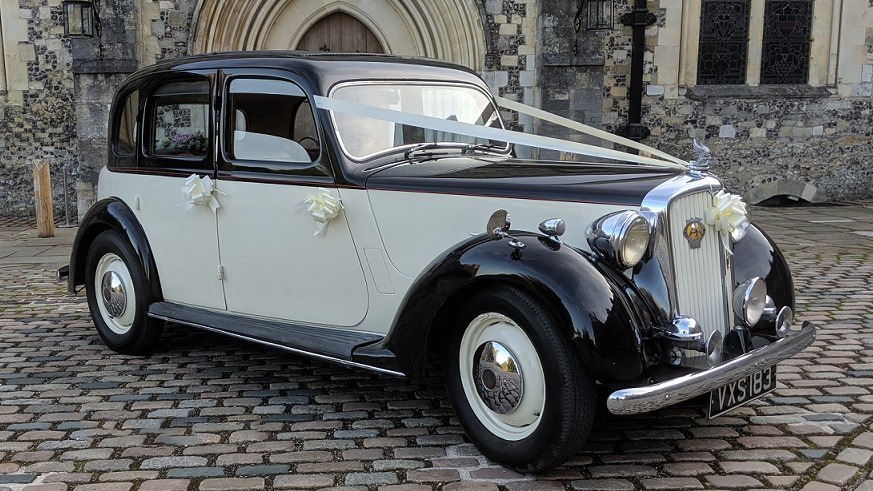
[63, 52, 816, 472]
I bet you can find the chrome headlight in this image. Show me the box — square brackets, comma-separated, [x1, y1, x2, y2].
[586, 211, 651, 269]
[733, 277, 767, 326]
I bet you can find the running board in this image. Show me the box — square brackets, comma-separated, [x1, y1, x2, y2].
[147, 302, 404, 377]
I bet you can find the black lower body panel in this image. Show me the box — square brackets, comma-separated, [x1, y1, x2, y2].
[147, 302, 403, 376]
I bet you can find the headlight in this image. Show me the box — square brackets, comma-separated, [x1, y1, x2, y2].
[586, 210, 651, 269]
[733, 277, 767, 326]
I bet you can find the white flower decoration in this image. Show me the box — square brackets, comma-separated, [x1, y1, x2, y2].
[705, 190, 749, 242]
[180, 174, 221, 214]
[293, 189, 343, 237]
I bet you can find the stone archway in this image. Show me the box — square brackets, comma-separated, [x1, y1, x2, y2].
[190, 0, 487, 70]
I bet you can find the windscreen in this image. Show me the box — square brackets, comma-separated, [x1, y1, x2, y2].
[330, 82, 506, 160]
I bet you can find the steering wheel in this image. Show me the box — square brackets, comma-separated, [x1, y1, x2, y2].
[298, 136, 319, 148]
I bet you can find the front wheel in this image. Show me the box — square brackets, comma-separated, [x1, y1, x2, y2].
[443, 286, 595, 473]
[85, 230, 163, 355]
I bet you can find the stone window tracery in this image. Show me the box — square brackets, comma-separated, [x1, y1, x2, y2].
[760, 0, 813, 84]
[697, 0, 752, 85]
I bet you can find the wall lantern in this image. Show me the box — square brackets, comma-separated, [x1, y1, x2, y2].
[586, 0, 614, 31]
[62, 0, 98, 38]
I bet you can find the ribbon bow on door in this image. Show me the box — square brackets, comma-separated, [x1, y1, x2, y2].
[293, 188, 343, 237]
[180, 174, 222, 214]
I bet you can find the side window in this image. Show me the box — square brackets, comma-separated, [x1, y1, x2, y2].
[226, 78, 320, 164]
[146, 79, 211, 164]
[115, 90, 139, 156]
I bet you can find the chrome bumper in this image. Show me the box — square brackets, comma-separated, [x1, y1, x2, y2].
[607, 322, 816, 416]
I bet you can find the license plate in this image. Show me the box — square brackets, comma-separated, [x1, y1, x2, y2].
[708, 365, 777, 418]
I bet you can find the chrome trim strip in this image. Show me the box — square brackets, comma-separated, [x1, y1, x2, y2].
[606, 322, 816, 415]
[147, 313, 407, 378]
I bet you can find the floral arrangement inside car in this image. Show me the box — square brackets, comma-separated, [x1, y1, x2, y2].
[60, 52, 816, 472]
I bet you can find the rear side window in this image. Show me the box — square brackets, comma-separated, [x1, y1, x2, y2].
[225, 78, 320, 164]
[115, 90, 139, 156]
[147, 80, 211, 159]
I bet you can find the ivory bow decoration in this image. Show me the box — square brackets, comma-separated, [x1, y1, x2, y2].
[293, 188, 343, 237]
[180, 174, 222, 214]
[705, 190, 750, 242]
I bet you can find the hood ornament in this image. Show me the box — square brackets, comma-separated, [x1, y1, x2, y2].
[688, 139, 711, 173]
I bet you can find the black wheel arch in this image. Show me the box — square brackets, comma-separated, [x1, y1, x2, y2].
[354, 232, 658, 382]
[69, 198, 162, 300]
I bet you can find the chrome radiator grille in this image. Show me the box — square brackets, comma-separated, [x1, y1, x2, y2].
[668, 191, 733, 340]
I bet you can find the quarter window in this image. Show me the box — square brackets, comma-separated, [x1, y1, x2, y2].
[225, 78, 319, 164]
[115, 90, 139, 156]
[148, 80, 211, 159]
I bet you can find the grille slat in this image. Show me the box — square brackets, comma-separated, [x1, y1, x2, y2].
[669, 192, 731, 341]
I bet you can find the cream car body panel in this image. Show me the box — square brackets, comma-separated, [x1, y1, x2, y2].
[366, 189, 628, 278]
[99, 170, 226, 311]
[215, 180, 369, 327]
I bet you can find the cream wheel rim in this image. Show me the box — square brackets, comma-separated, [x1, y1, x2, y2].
[94, 253, 136, 334]
[458, 312, 545, 441]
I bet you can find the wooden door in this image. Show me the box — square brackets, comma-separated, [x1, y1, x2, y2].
[295, 12, 385, 54]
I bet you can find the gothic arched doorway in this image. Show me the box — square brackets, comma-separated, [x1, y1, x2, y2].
[295, 12, 385, 54]
[191, 0, 487, 71]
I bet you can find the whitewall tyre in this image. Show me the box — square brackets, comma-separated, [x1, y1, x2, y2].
[85, 231, 163, 355]
[443, 286, 595, 473]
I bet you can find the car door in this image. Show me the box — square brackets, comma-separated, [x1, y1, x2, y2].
[215, 69, 369, 327]
[107, 70, 226, 311]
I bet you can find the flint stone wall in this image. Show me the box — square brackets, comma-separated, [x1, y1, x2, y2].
[1, 0, 871, 218]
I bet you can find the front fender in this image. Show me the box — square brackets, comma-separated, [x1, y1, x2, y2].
[68, 198, 161, 299]
[365, 232, 655, 380]
[733, 224, 795, 333]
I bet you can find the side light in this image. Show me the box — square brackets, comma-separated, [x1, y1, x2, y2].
[586, 210, 651, 269]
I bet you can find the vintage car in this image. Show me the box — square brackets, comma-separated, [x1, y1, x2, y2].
[63, 52, 815, 472]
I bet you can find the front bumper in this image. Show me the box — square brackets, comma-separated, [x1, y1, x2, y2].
[607, 322, 816, 416]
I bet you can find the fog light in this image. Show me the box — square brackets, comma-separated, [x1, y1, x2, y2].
[733, 277, 767, 326]
[775, 306, 794, 337]
[706, 330, 723, 366]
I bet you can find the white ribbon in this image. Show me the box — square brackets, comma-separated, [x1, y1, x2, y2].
[313, 95, 687, 170]
[180, 174, 221, 214]
[293, 188, 343, 237]
[494, 96, 688, 167]
[705, 190, 750, 242]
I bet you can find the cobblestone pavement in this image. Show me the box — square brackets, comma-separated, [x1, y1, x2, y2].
[1, 203, 873, 491]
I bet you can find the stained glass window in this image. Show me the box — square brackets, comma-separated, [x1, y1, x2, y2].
[760, 0, 813, 84]
[697, 0, 751, 85]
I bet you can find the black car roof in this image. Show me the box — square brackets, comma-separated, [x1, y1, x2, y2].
[125, 51, 489, 96]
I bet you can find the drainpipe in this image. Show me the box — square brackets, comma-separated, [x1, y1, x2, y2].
[619, 0, 657, 142]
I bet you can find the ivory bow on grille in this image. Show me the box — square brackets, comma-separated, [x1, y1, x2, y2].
[293, 188, 343, 237]
[705, 190, 749, 242]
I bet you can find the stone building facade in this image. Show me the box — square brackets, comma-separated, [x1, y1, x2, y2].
[0, 0, 871, 218]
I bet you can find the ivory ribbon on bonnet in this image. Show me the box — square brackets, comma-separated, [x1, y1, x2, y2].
[313, 95, 688, 170]
[293, 188, 343, 237]
[180, 174, 221, 214]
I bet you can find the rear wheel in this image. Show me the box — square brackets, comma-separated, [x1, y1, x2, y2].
[85, 230, 163, 354]
[443, 286, 595, 472]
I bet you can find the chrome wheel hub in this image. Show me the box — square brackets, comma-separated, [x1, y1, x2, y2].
[472, 340, 523, 414]
[101, 270, 127, 318]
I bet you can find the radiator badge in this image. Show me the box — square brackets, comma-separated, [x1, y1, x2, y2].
[683, 217, 706, 249]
